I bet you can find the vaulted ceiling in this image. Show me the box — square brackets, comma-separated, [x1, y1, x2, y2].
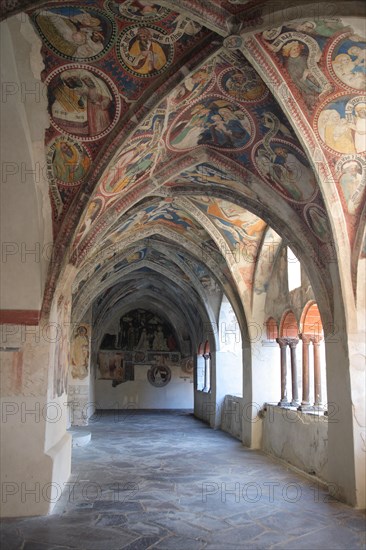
[2, 0, 365, 345]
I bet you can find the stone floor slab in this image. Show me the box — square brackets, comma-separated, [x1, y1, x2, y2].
[1, 411, 365, 550]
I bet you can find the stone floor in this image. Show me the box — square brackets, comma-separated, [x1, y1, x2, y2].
[1, 411, 365, 550]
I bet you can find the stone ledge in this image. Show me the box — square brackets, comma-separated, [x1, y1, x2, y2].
[68, 430, 91, 447]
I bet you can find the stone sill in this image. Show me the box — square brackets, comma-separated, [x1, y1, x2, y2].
[263, 403, 328, 421]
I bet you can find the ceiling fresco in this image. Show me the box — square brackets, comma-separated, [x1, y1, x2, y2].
[3, 0, 364, 331]
[27, 0, 214, 229]
[67, 46, 339, 265]
[250, 18, 366, 242]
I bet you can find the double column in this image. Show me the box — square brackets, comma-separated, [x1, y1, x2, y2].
[298, 334, 324, 411]
[276, 337, 299, 407]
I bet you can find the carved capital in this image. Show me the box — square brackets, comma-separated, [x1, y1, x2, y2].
[299, 333, 311, 345]
[311, 335, 323, 345]
[287, 338, 299, 349]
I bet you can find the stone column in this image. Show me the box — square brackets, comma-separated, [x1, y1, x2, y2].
[312, 336, 323, 409]
[298, 334, 311, 411]
[203, 356, 208, 391]
[276, 337, 289, 406]
[288, 338, 300, 407]
[203, 355, 211, 392]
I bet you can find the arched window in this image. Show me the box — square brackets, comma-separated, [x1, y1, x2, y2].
[299, 302, 326, 410]
[277, 311, 300, 407]
[203, 340, 211, 393]
[196, 341, 211, 393]
[280, 310, 298, 338]
[266, 317, 278, 341]
[302, 303, 323, 339]
[287, 246, 301, 292]
[196, 343, 205, 391]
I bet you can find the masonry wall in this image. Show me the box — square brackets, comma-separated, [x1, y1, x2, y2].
[95, 364, 193, 410]
[261, 405, 329, 482]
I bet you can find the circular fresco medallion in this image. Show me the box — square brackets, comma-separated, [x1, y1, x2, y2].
[117, 25, 174, 78]
[328, 33, 366, 91]
[32, 6, 116, 62]
[105, 0, 169, 22]
[315, 94, 366, 155]
[252, 139, 317, 203]
[47, 135, 91, 185]
[46, 65, 120, 141]
[218, 67, 267, 102]
[167, 95, 254, 152]
[223, 35, 243, 50]
[304, 203, 330, 242]
[147, 365, 171, 387]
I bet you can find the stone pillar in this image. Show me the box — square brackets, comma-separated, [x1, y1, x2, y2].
[288, 338, 300, 407]
[312, 336, 323, 409]
[298, 334, 311, 411]
[276, 338, 289, 406]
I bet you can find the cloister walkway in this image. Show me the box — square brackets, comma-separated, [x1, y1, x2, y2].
[1, 411, 365, 549]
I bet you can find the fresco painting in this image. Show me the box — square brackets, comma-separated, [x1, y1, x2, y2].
[106, 1, 170, 21]
[48, 136, 91, 184]
[304, 204, 330, 242]
[259, 111, 295, 141]
[192, 197, 266, 242]
[75, 197, 105, 245]
[171, 67, 214, 105]
[33, 7, 115, 61]
[138, 202, 201, 234]
[70, 324, 90, 380]
[219, 67, 267, 102]
[253, 141, 317, 202]
[259, 19, 362, 112]
[257, 19, 365, 232]
[53, 296, 71, 398]
[147, 365, 171, 387]
[168, 163, 237, 188]
[317, 96, 366, 154]
[28, 1, 212, 234]
[47, 136, 91, 218]
[145, 249, 190, 281]
[336, 157, 366, 214]
[100, 249, 147, 283]
[261, 31, 331, 110]
[168, 97, 253, 151]
[331, 35, 366, 90]
[101, 136, 158, 196]
[47, 67, 118, 139]
[116, 309, 178, 353]
[98, 351, 129, 382]
[103, 200, 205, 247]
[25, 4, 365, 284]
[118, 25, 173, 77]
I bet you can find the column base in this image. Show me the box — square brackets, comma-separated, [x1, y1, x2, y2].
[313, 404, 325, 412]
[290, 400, 300, 407]
[297, 403, 312, 412]
[278, 399, 290, 407]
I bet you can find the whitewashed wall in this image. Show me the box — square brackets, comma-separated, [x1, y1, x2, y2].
[95, 364, 193, 409]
